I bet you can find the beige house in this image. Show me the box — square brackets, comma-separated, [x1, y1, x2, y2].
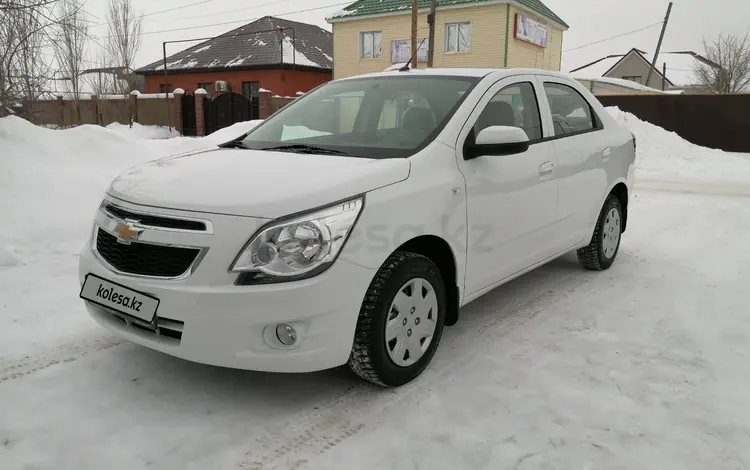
[326, 0, 568, 79]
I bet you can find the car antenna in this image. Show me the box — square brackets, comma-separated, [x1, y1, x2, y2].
[399, 38, 427, 72]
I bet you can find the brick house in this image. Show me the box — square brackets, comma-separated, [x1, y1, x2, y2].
[136, 16, 333, 98]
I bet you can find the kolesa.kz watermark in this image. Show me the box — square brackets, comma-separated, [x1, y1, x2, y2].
[96, 283, 142, 312]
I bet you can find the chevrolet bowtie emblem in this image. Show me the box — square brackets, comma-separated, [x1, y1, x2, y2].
[114, 221, 143, 245]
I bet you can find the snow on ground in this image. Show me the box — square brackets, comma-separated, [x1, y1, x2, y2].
[608, 106, 750, 183]
[0, 117, 247, 358]
[105, 122, 181, 140]
[1, 115, 750, 469]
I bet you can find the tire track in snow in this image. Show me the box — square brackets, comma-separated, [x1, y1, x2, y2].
[0, 335, 123, 384]
[635, 179, 750, 197]
[236, 266, 594, 470]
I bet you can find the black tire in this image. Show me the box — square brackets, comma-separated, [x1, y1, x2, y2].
[348, 251, 447, 387]
[577, 194, 623, 271]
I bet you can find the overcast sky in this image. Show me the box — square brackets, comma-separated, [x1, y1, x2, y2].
[82, 0, 750, 72]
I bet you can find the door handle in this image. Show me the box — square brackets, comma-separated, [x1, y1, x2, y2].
[602, 147, 612, 160]
[539, 161, 555, 176]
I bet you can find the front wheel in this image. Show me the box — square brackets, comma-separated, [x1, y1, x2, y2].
[348, 251, 446, 387]
[577, 194, 623, 270]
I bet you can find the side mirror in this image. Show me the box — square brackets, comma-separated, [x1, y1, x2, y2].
[465, 125, 530, 160]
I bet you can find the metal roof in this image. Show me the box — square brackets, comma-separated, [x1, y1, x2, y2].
[136, 16, 333, 75]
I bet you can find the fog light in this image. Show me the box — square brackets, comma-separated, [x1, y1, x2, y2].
[276, 323, 297, 346]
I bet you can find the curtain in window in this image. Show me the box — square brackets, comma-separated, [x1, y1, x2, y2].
[373, 32, 382, 58]
[458, 23, 471, 52]
[446, 24, 457, 52]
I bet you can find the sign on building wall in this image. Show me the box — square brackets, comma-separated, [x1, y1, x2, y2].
[515, 14, 549, 48]
[391, 39, 429, 63]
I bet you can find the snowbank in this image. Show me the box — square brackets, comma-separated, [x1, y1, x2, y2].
[0, 117, 264, 266]
[0, 117, 203, 263]
[607, 106, 750, 183]
[0, 116, 214, 355]
[106, 122, 180, 140]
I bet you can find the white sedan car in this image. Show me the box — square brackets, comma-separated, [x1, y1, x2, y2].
[79, 68, 635, 387]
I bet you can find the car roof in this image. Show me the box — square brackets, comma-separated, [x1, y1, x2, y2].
[337, 67, 576, 81]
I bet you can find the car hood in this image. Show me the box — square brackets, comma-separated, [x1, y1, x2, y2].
[107, 147, 410, 218]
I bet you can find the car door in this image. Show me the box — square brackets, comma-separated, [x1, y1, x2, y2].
[455, 75, 559, 296]
[538, 79, 611, 248]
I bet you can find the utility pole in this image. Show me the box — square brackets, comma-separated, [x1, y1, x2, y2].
[662, 62, 667, 90]
[427, 0, 438, 67]
[411, 0, 418, 68]
[645, 1, 673, 87]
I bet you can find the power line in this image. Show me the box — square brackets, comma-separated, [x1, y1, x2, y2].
[563, 22, 663, 53]
[150, 0, 302, 23]
[89, 0, 214, 27]
[91, 2, 347, 40]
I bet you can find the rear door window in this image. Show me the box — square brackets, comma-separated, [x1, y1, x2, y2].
[543, 82, 599, 137]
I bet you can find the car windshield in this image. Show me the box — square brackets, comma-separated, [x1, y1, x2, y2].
[239, 75, 480, 158]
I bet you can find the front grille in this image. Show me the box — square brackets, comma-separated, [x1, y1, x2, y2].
[96, 229, 200, 278]
[104, 204, 207, 232]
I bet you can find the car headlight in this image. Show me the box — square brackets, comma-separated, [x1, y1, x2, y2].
[230, 196, 364, 283]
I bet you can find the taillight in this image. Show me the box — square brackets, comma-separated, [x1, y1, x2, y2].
[630, 132, 636, 150]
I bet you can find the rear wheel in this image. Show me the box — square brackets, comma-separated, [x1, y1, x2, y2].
[348, 251, 446, 387]
[577, 194, 623, 270]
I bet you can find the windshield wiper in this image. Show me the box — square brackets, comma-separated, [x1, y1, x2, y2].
[219, 140, 249, 149]
[259, 144, 351, 156]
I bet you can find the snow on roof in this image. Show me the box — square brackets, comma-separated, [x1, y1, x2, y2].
[576, 76, 669, 94]
[281, 36, 320, 67]
[326, 8, 358, 20]
[226, 55, 251, 67]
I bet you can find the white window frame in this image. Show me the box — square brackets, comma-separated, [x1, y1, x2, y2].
[444, 22, 472, 54]
[359, 31, 382, 59]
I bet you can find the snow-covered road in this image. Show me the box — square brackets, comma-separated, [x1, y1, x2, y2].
[2, 112, 750, 469]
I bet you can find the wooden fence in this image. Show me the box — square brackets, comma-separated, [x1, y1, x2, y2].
[22, 93, 176, 129]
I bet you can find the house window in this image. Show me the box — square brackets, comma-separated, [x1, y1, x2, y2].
[445, 22, 471, 53]
[197, 82, 215, 95]
[360, 31, 382, 59]
[621, 76, 643, 84]
[242, 81, 259, 100]
[159, 84, 172, 93]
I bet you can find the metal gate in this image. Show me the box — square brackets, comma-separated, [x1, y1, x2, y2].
[205, 91, 256, 135]
[181, 94, 196, 137]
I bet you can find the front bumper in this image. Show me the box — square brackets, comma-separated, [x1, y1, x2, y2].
[78, 197, 376, 373]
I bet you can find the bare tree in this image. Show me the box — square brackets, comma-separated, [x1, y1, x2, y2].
[694, 32, 750, 93]
[14, 3, 54, 117]
[0, 0, 62, 117]
[84, 48, 116, 96]
[106, 0, 142, 93]
[53, 0, 88, 122]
